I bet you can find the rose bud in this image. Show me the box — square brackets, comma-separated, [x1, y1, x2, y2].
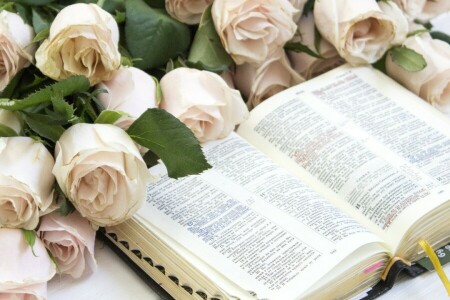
[0, 228, 56, 299]
[160, 67, 249, 142]
[0, 137, 55, 230]
[212, 0, 298, 65]
[0, 110, 22, 136]
[97, 67, 158, 130]
[288, 13, 345, 80]
[314, 0, 396, 65]
[165, 0, 213, 25]
[386, 33, 450, 116]
[37, 211, 96, 279]
[0, 11, 36, 92]
[35, 3, 120, 85]
[52, 124, 151, 227]
[234, 49, 304, 110]
[393, 0, 450, 21]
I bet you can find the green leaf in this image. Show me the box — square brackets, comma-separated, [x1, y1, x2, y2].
[114, 10, 126, 23]
[95, 110, 126, 124]
[32, 8, 52, 34]
[285, 42, 323, 59]
[127, 109, 211, 178]
[372, 52, 387, 74]
[32, 27, 49, 43]
[407, 29, 430, 37]
[46, 249, 61, 273]
[0, 76, 90, 111]
[303, 0, 315, 16]
[125, 0, 191, 69]
[21, 229, 37, 257]
[314, 25, 322, 55]
[1, 70, 23, 99]
[0, 124, 18, 137]
[59, 197, 75, 216]
[389, 46, 427, 72]
[51, 92, 75, 122]
[24, 112, 65, 142]
[151, 76, 162, 105]
[188, 5, 233, 72]
[143, 0, 165, 8]
[430, 31, 450, 44]
[142, 149, 159, 168]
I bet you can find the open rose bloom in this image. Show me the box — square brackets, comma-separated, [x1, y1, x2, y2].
[52, 123, 151, 227]
[160, 67, 249, 142]
[35, 3, 120, 84]
[314, 0, 396, 64]
[0, 138, 55, 230]
[165, 0, 213, 24]
[0, 11, 36, 92]
[38, 211, 96, 279]
[0, 229, 56, 299]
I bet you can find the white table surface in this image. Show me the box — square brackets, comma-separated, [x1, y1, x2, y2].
[48, 239, 450, 300]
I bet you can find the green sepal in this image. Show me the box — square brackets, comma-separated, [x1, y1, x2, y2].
[0, 124, 18, 137]
[389, 46, 427, 72]
[95, 110, 127, 124]
[21, 229, 37, 257]
[127, 108, 211, 179]
[285, 42, 323, 59]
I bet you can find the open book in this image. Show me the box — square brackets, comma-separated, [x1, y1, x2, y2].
[103, 65, 450, 299]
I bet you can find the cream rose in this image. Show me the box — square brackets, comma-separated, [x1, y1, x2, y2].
[378, 1, 409, 45]
[0, 109, 22, 135]
[35, 3, 120, 85]
[38, 211, 96, 279]
[0, 228, 55, 299]
[97, 67, 158, 130]
[386, 33, 450, 115]
[212, 0, 298, 65]
[0, 138, 55, 230]
[165, 0, 213, 24]
[288, 13, 345, 80]
[393, 0, 450, 21]
[314, 0, 396, 65]
[234, 49, 304, 110]
[0, 11, 36, 92]
[160, 67, 249, 142]
[52, 124, 151, 226]
[289, 0, 307, 22]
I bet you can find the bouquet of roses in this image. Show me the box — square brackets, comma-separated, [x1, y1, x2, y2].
[0, 0, 449, 299]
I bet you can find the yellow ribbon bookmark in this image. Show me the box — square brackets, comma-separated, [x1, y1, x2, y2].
[419, 239, 450, 296]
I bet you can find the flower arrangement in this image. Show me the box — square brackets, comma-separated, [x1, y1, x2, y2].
[0, 0, 449, 299]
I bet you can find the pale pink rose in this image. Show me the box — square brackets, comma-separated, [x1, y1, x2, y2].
[0, 138, 55, 230]
[234, 49, 304, 109]
[160, 67, 249, 142]
[314, 0, 396, 65]
[0, 11, 36, 92]
[38, 211, 96, 279]
[165, 0, 213, 24]
[0, 228, 55, 299]
[0, 110, 22, 135]
[97, 67, 157, 130]
[386, 33, 450, 115]
[52, 124, 151, 226]
[288, 13, 345, 80]
[378, 1, 409, 45]
[35, 3, 120, 85]
[212, 0, 298, 65]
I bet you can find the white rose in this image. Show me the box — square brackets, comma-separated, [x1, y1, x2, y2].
[0, 109, 22, 135]
[0, 11, 36, 92]
[212, 0, 298, 65]
[165, 0, 213, 25]
[38, 211, 96, 279]
[289, 0, 307, 22]
[35, 3, 120, 85]
[97, 67, 157, 130]
[234, 49, 304, 110]
[52, 124, 151, 226]
[378, 0, 409, 46]
[386, 33, 450, 115]
[160, 67, 249, 142]
[0, 137, 55, 230]
[0, 228, 56, 299]
[314, 0, 396, 65]
[288, 13, 345, 80]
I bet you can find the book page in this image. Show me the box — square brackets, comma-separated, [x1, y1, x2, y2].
[137, 134, 386, 299]
[238, 65, 450, 251]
